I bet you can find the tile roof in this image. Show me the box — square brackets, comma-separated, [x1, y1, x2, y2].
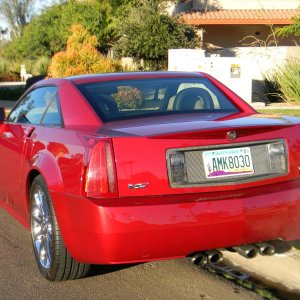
[180, 9, 299, 25]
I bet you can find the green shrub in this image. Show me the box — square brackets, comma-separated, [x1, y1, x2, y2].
[0, 59, 19, 81]
[32, 56, 51, 76]
[274, 58, 300, 103]
[8, 60, 27, 78]
[0, 56, 51, 82]
[252, 75, 283, 104]
[0, 58, 31, 81]
[0, 60, 9, 81]
[262, 75, 283, 103]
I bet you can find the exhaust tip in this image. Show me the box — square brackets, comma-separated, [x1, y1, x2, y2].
[255, 243, 276, 256]
[246, 248, 258, 259]
[205, 250, 223, 264]
[233, 245, 258, 259]
[188, 250, 223, 266]
[188, 253, 208, 266]
[209, 253, 222, 264]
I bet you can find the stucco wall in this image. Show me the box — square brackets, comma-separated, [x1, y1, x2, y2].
[230, 46, 300, 78]
[168, 46, 300, 103]
[202, 24, 296, 49]
[168, 49, 253, 102]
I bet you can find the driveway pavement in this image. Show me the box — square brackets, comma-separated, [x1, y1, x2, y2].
[0, 207, 260, 300]
[223, 245, 300, 299]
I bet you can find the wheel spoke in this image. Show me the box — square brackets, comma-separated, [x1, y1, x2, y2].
[40, 237, 51, 268]
[32, 223, 42, 240]
[34, 192, 42, 208]
[34, 239, 42, 258]
[42, 195, 50, 218]
[47, 223, 53, 236]
[39, 238, 46, 262]
[32, 208, 42, 224]
[31, 184, 53, 270]
[37, 191, 45, 214]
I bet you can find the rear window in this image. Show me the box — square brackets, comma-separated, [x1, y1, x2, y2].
[76, 78, 239, 122]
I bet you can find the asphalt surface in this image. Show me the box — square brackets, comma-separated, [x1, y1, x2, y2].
[0, 207, 260, 300]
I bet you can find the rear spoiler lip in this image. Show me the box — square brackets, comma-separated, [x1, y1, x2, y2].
[149, 124, 294, 140]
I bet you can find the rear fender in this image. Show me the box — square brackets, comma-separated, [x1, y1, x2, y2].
[27, 151, 64, 212]
[31, 150, 64, 191]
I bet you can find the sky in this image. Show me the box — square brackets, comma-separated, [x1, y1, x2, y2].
[0, 0, 61, 31]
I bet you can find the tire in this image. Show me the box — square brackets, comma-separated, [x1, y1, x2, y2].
[30, 175, 90, 281]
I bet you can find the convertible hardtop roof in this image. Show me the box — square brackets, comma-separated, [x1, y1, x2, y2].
[67, 71, 205, 84]
[34, 71, 206, 87]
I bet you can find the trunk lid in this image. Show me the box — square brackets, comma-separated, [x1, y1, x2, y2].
[100, 113, 298, 138]
[106, 113, 300, 198]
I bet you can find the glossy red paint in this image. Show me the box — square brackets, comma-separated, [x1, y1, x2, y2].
[0, 71, 300, 267]
[51, 179, 300, 264]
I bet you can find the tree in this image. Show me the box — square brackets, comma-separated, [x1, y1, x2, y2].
[0, 0, 36, 38]
[100, 0, 138, 12]
[276, 14, 300, 38]
[3, 0, 114, 60]
[48, 24, 121, 77]
[113, 0, 197, 70]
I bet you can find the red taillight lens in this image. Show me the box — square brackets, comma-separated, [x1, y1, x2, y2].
[83, 139, 118, 198]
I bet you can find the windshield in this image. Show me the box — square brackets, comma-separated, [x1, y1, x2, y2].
[76, 77, 239, 122]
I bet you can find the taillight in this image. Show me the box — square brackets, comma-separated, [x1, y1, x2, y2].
[80, 135, 118, 198]
[267, 141, 287, 174]
[168, 151, 187, 185]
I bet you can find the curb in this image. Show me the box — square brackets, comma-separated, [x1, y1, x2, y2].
[252, 103, 300, 110]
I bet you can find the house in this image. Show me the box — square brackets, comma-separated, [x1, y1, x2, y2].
[168, 1, 300, 104]
[171, 0, 299, 49]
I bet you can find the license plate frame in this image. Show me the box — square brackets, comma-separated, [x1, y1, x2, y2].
[203, 147, 254, 179]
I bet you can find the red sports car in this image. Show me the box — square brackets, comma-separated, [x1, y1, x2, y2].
[1, 72, 300, 281]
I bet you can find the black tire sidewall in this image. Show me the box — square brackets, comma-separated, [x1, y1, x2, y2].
[29, 175, 90, 281]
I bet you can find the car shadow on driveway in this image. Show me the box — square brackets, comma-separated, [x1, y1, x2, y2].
[268, 239, 300, 253]
[291, 239, 300, 250]
[88, 263, 142, 278]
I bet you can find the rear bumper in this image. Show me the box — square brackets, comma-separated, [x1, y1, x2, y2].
[51, 180, 300, 264]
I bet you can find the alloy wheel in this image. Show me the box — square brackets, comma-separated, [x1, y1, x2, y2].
[31, 187, 53, 269]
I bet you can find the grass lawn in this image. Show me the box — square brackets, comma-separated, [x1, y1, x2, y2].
[258, 109, 300, 116]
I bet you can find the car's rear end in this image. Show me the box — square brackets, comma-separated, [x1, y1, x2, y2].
[55, 72, 300, 265]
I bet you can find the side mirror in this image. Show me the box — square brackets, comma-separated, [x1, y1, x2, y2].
[0, 107, 6, 122]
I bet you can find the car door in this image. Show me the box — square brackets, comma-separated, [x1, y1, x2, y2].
[0, 86, 59, 218]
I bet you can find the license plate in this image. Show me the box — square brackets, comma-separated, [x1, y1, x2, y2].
[203, 147, 254, 179]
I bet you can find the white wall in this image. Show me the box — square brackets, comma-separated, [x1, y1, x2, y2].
[168, 49, 253, 102]
[168, 46, 300, 103]
[230, 46, 300, 79]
